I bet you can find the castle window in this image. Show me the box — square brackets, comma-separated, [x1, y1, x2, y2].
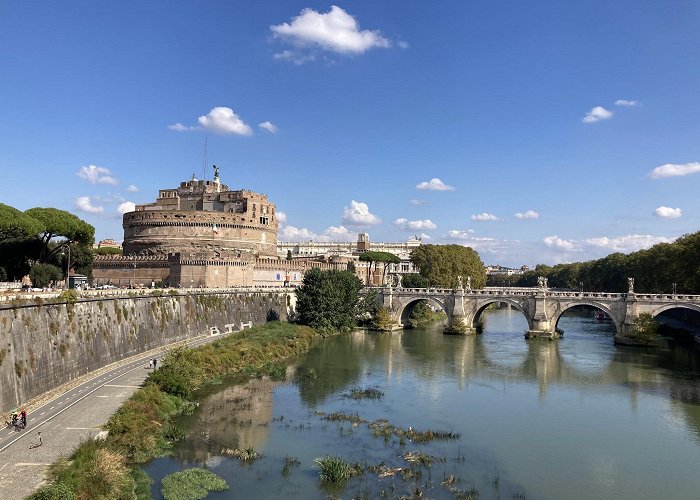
[259, 216, 269, 225]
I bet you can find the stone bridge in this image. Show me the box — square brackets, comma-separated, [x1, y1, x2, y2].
[376, 285, 700, 339]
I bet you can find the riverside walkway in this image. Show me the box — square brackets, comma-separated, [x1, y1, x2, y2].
[0, 330, 229, 498]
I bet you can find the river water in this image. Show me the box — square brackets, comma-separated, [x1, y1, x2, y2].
[145, 309, 700, 499]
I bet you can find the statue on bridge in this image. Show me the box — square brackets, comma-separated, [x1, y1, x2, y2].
[537, 276, 548, 288]
[628, 277, 634, 294]
[466, 276, 471, 290]
[395, 274, 402, 288]
[457, 275, 463, 290]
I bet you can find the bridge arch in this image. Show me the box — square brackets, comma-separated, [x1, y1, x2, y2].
[551, 302, 622, 334]
[395, 296, 448, 326]
[472, 299, 532, 330]
[650, 303, 700, 319]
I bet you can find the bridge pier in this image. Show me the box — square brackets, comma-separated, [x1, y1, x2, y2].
[524, 289, 559, 340]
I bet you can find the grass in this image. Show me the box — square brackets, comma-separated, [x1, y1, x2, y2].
[34, 321, 329, 499]
[160, 468, 228, 500]
[314, 456, 363, 483]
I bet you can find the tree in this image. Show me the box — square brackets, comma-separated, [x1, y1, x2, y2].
[25, 207, 94, 263]
[29, 263, 63, 287]
[286, 249, 292, 261]
[402, 273, 429, 288]
[359, 251, 400, 285]
[629, 313, 658, 344]
[0, 267, 6, 281]
[410, 244, 486, 289]
[295, 268, 364, 333]
[0, 203, 43, 242]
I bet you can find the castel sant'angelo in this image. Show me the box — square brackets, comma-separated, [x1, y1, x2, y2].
[93, 168, 347, 287]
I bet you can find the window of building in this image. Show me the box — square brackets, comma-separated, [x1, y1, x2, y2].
[260, 216, 269, 225]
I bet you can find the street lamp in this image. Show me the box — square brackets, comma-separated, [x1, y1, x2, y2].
[579, 282, 584, 293]
[672, 282, 677, 296]
[63, 245, 71, 290]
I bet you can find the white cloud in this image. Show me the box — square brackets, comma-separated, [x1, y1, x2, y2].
[279, 225, 317, 241]
[415, 178, 455, 191]
[515, 210, 539, 220]
[342, 200, 381, 226]
[320, 225, 356, 242]
[270, 5, 391, 61]
[615, 99, 640, 107]
[276, 211, 287, 223]
[543, 235, 575, 250]
[117, 201, 136, 215]
[198, 107, 253, 136]
[74, 196, 104, 214]
[649, 162, 700, 179]
[653, 206, 682, 218]
[258, 121, 278, 133]
[471, 212, 499, 221]
[76, 165, 119, 185]
[409, 199, 426, 206]
[126, 185, 139, 193]
[167, 123, 198, 132]
[418, 233, 431, 240]
[394, 218, 437, 231]
[583, 234, 671, 252]
[582, 106, 613, 123]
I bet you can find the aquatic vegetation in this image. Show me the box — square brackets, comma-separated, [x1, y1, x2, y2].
[316, 411, 367, 425]
[343, 387, 384, 400]
[369, 418, 460, 443]
[160, 468, 228, 500]
[282, 456, 301, 476]
[402, 450, 444, 466]
[313, 455, 363, 483]
[220, 446, 262, 462]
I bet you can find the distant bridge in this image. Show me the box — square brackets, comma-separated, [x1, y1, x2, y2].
[376, 285, 700, 339]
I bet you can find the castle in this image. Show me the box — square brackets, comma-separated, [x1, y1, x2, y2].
[93, 171, 348, 288]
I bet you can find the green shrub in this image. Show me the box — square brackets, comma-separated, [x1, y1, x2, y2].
[314, 456, 362, 483]
[160, 468, 228, 500]
[27, 482, 76, 500]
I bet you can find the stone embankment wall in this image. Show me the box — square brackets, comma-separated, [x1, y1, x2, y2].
[0, 291, 291, 414]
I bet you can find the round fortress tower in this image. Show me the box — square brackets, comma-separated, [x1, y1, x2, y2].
[122, 172, 278, 257]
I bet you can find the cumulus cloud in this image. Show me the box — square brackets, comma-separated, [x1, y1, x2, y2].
[342, 200, 381, 226]
[409, 199, 426, 206]
[167, 123, 198, 132]
[198, 107, 253, 136]
[321, 225, 356, 242]
[471, 213, 499, 221]
[77, 165, 119, 185]
[583, 234, 672, 252]
[615, 99, 640, 107]
[415, 178, 455, 191]
[653, 206, 682, 218]
[649, 162, 700, 179]
[258, 121, 278, 133]
[393, 218, 437, 231]
[278, 223, 356, 242]
[515, 210, 539, 220]
[418, 232, 431, 240]
[117, 201, 136, 215]
[126, 184, 139, 193]
[279, 225, 317, 240]
[75, 196, 104, 214]
[582, 106, 613, 123]
[276, 211, 287, 223]
[543, 235, 576, 250]
[270, 5, 391, 62]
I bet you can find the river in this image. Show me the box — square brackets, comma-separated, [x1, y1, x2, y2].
[144, 308, 700, 499]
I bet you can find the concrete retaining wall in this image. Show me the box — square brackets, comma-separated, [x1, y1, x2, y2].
[0, 291, 291, 414]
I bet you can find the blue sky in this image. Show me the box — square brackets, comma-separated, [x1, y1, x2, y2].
[2, 1, 699, 267]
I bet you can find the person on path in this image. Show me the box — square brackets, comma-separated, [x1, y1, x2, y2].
[20, 409, 27, 429]
[148, 359, 153, 370]
[153, 358, 157, 370]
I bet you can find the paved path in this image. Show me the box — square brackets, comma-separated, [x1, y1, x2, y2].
[0, 332, 228, 498]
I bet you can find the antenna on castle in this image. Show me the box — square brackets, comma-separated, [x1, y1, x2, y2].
[202, 132, 209, 180]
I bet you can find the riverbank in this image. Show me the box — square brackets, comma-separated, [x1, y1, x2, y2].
[28, 321, 326, 500]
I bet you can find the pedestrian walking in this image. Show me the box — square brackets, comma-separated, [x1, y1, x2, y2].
[38, 431, 42, 445]
[148, 359, 153, 370]
[20, 409, 27, 429]
[153, 358, 157, 370]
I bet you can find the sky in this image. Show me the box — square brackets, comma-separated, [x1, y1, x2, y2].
[1, 1, 699, 267]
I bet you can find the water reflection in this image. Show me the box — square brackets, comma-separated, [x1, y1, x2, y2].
[154, 309, 700, 500]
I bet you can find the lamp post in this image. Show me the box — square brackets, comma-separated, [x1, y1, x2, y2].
[672, 282, 677, 296]
[63, 245, 71, 290]
[579, 282, 583, 294]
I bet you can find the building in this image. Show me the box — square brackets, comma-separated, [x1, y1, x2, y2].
[94, 171, 323, 288]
